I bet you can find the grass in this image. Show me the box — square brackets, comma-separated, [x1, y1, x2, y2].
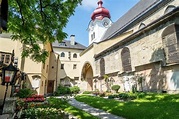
[75, 93, 179, 119]
[47, 97, 99, 119]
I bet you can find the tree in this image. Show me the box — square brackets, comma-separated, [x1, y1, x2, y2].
[111, 85, 120, 93]
[7, 0, 82, 63]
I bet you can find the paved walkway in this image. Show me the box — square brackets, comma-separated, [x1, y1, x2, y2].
[68, 98, 125, 119]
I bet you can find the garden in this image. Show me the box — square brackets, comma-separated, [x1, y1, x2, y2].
[14, 85, 99, 119]
[14, 83, 179, 119]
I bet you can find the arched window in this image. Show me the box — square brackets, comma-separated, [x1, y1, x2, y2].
[73, 53, 77, 58]
[121, 47, 132, 72]
[164, 5, 176, 14]
[100, 58, 105, 76]
[162, 24, 179, 64]
[60, 52, 65, 57]
[139, 23, 146, 29]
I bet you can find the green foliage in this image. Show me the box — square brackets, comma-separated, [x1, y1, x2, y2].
[54, 85, 80, 95]
[76, 94, 179, 119]
[83, 91, 93, 94]
[70, 86, 80, 94]
[54, 85, 71, 95]
[21, 97, 98, 119]
[111, 85, 120, 93]
[8, 0, 82, 63]
[21, 107, 66, 119]
[16, 88, 34, 98]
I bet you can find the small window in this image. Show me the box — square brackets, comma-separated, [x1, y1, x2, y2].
[91, 32, 95, 41]
[59, 42, 66, 46]
[61, 52, 65, 57]
[0, 54, 5, 62]
[5, 55, 10, 63]
[164, 5, 176, 14]
[73, 53, 77, 58]
[139, 23, 146, 29]
[61, 64, 64, 69]
[74, 77, 79, 80]
[73, 64, 77, 69]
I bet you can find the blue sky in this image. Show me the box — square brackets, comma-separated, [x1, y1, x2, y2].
[63, 0, 140, 47]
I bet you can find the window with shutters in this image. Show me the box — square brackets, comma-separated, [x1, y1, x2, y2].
[100, 58, 105, 76]
[162, 24, 179, 64]
[121, 47, 132, 72]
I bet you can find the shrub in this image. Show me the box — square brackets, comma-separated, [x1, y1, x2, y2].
[16, 88, 34, 98]
[54, 85, 71, 95]
[99, 92, 105, 97]
[118, 93, 129, 100]
[83, 91, 93, 94]
[70, 86, 80, 94]
[111, 85, 120, 93]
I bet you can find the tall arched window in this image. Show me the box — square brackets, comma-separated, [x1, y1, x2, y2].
[73, 53, 77, 58]
[139, 23, 146, 29]
[60, 52, 65, 57]
[162, 24, 179, 64]
[164, 5, 176, 14]
[121, 47, 132, 72]
[100, 58, 105, 76]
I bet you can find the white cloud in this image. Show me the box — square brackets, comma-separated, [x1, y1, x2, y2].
[80, 0, 100, 11]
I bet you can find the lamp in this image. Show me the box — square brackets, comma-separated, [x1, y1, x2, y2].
[0, 50, 18, 115]
[1, 63, 18, 85]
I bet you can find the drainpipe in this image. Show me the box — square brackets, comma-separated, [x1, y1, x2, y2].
[55, 54, 59, 91]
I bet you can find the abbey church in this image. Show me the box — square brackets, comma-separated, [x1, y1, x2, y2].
[54, 0, 179, 93]
[1, 0, 179, 99]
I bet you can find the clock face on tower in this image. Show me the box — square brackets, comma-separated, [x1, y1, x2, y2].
[102, 18, 111, 28]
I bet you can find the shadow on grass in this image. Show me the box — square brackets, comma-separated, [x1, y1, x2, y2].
[75, 94, 179, 119]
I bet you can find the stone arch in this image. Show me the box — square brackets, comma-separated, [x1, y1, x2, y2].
[81, 62, 93, 91]
[121, 47, 132, 72]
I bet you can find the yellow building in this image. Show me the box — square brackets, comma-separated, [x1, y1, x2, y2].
[0, 33, 57, 100]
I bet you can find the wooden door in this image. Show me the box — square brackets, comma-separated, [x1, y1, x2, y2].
[47, 80, 54, 94]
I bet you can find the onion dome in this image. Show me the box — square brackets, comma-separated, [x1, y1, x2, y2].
[91, 0, 111, 21]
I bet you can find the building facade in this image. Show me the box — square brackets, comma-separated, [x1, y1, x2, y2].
[76, 0, 179, 93]
[53, 35, 86, 87]
[0, 33, 57, 100]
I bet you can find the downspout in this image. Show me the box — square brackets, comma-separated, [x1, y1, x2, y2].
[55, 54, 59, 91]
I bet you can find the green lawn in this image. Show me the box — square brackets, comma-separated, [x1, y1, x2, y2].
[75, 93, 179, 119]
[47, 97, 99, 119]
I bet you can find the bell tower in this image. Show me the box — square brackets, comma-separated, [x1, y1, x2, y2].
[88, 0, 112, 45]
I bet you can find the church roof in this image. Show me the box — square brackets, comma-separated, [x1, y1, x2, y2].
[52, 40, 86, 50]
[101, 0, 160, 41]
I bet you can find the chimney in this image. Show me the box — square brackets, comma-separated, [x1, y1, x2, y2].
[70, 35, 75, 45]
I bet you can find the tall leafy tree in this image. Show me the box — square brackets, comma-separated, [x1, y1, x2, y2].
[8, 0, 82, 63]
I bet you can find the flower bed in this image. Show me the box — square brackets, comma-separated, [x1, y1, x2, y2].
[22, 94, 45, 102]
